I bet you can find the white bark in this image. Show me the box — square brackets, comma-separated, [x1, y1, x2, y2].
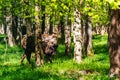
[35, 3, 44, 66]
[17, 17, 23, 45]
[0, 23, 5, 34]
[65, 25, 71, 55]
[100, 25, 107, 35]
[64, 15, 71, 55]
[95, 23, 100, 34]
[73, 8, 82, 63]
[45, 14, 50, 34]
[6, 15, 15, 47]
[87, 20, 93, 55]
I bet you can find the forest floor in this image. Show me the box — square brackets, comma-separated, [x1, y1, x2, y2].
[0, 34, 110, 80]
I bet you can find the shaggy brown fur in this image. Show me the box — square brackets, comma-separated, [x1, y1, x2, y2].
[21, 33, 58, 64]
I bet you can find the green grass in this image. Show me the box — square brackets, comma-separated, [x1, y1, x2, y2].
[0, 34, 110, 80]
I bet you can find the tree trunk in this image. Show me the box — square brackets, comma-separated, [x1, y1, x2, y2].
[24, 0, 32, 35]
[84, 16, 94, 56]
[17, 16, 23, 45]
[25, 18, 31, 35]
[73, 8, 82, 63]
[0, 23, 5, 34]
[49, 15, 53, 34]
[35, 2, 44, 66]
[100, 24, 106, 35]
[64, 15, 72, 56]
[87, 18, 94, 56]
[41, 3, 45, 34]
[95, 23, 100, 34]
[12, 16, 22, 46]
[60, 16, 65, 44]
[6, 15, 15, 47]
[108, 9, 120, 78]
[44, 14, 50, 34]
[84, 17, 88, 56]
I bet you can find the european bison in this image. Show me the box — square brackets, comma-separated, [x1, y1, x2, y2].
[42, 34, 58, 63]
[21, 33, 58, 64]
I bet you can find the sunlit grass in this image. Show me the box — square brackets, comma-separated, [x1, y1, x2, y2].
[0, 34, 109, 80]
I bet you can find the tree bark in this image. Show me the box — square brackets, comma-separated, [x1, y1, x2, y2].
[35, 2, 44, 66]
[73, 8, 82, 63]
[95, 23, 100, 34]
[6, 15, 15, 47]
[100, 24, 107, 35]
[17, 16, 23, 45]
[60, 16, 65, 44]
[44, 14, 50, 34]
[25, 18, 31, 35]
[41, 3, 45, 34]
[84, 16, 94, 56]
[87, 18, 94, 56]
[64, 15, 72, 56]
[108, 9, 120, 78]
[49, 15, 53, 34]
[24, 0, 32, 35]
[0, 23, 5, 34]
[12, 16, 22, 46]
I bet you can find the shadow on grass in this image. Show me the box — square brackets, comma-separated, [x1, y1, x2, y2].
[0, 64, 63, 80]
[93, 34, 109, 55]
[93, 34, 108, 40]
[93, 44, 109, 55]
[54, 44, 74, 60]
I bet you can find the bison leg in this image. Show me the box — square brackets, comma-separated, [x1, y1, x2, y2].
[26, 53, 31, 64]
[49, 56, 52, 63]
[46, 54, 52, 63]
[21, 53, 26, 64]
[25, 49, 32, 64]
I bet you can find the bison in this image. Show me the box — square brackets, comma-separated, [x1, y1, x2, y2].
[42, 34, 58, 63]
[21, 33, 58, 64]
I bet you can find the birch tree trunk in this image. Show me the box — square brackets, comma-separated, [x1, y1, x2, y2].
[65, 15, 72, 55]
[6, 15, 15, 47]
[17, 16, 23, 45]
[84, 16, 94, 56]
[25, 18, 31, 35]
[45, 14, 50, 34]
[35, 1, 44, 66]
[0, 23, 5, 34]
[73, 8, 82, 63]
[87, 19, 94, 56]
[60, 16, 65, 44]
[100, 24, 107, 35]
[95, 23, 100, 34]
[24, 0, 32, 35]
[12, 16, 23, 46]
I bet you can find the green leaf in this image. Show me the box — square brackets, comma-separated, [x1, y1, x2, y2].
[51, 0, 56, 2]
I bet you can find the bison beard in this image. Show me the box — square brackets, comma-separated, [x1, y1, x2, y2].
[21, 33, 58, 64]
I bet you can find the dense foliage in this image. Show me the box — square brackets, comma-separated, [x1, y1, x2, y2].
[0, 0, 118, 25]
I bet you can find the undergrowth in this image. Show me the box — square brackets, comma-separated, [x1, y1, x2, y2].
[0, 34, 109, 80]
